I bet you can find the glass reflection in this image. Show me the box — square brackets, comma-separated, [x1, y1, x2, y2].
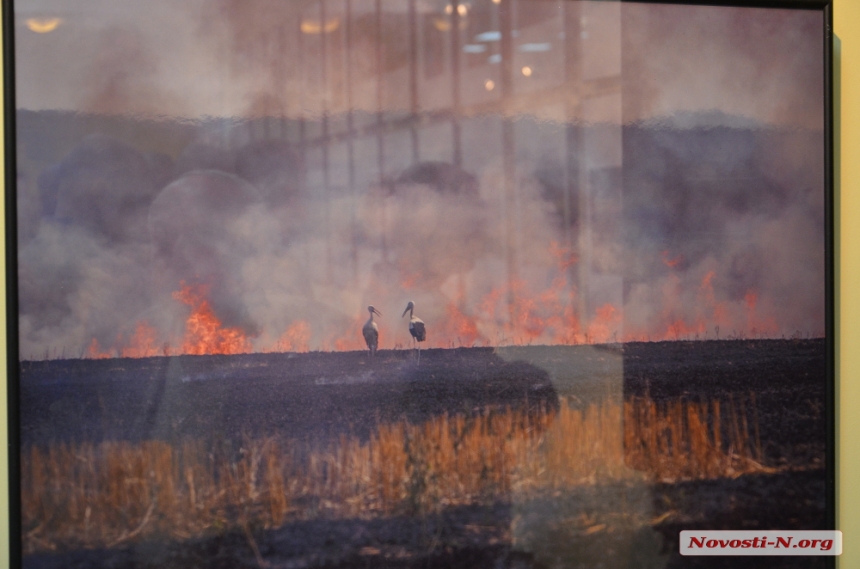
[13, 1, 827, 567]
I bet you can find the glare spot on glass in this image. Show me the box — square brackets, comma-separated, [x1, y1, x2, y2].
[522, 66, 532, 77]
[485, 79, 495, 91]
[518, 43, 552, 53]
[475, 31, 502, 42]
[488, 54, 502, 64]
[445, 4, 453, 14]
[492, 0, 501, 4]
[457, 4, 468, 16]
[463, 44, 487, 54]
[26, 18, 61, 33]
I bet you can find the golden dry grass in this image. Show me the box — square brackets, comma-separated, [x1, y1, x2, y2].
[21, 395, 764, 554]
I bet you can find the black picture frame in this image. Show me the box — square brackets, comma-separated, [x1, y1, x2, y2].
[5, 0, 834, 567]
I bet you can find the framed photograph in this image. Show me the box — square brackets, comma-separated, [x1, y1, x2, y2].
[6, 0, 833, 567]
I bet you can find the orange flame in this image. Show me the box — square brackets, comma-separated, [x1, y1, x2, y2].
[744, 289, 778, 337]
[87, 338, 113, 359]
[664, 319, 706, 340]
[172, 283, 252, 355]
[470, 275, 587, 347]
[334, 332, 367, 352]
[587, 304, 622, 344]
[699, 271, 731, 333]
[83, 241, 789, 357]
[275, 321, 311, 353]
[445, 302, 483, 347]
[448, 242, 587, 346]
[660, 273, 707, 340]
[119, 322, 159, 358]
[745, 290, 758, 312]
[432, 297, 485, 348]
[327, 313, 371, 352]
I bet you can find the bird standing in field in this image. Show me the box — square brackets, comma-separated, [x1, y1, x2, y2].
[362, 306, 382, 357]
[401, 301, 426, 363]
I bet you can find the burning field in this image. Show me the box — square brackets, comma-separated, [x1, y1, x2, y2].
[16, 107, 826, 365]
[13, 85, 830, 569]
[12, 3, 830, 566]
[19, 339, 828, 569]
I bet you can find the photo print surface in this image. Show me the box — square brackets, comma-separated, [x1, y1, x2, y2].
[11, 1, 831, 568]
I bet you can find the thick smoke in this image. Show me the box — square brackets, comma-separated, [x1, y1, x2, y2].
[40, 134, 165, 243]
[619, 118, 824, 340]
[15, 111, 825, 359]
[12, 0, 826, 358]
[148, 170, 262, 334]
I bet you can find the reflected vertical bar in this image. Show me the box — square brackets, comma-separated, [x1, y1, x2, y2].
[376, 0, 388, 262]
[451, 0, 463, 169]
[500, 0, 518, 327]
[409, 0, 420, 162]
[564, 0, 582, 336]
[577, 5, 591, 336]
[346, 0, 358, 279]
[322, 1, 335, 283]
[563, 0, 579, 249]
[298, 14, 307, 193]
[321, 0, 333, 282]
[278, 25, 287, 140]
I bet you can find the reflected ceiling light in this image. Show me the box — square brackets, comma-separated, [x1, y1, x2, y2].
[463, 44, 486, 53]
[488, 54, 502, 64]
[434, 18, 450, 31]
[492, 0, 501, 4]
[26, 18, 61, 33]
[521, 66, 532, 76]
[434, 17, 467, 31]
[485, 79, 495, 91]
[444, 3, 469, 16]
[300, 17, 340, 34]
[475, 31, 501, 42]
[518, 42, 551, 52]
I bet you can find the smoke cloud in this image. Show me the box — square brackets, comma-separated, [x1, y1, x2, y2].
[12, 1, 826, 359]
[14, 110, 825, 360]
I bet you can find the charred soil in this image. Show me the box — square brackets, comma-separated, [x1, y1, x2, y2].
[19, 339, 830, 569]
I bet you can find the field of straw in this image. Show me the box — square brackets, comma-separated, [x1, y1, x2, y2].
[21, 395, 766, 555]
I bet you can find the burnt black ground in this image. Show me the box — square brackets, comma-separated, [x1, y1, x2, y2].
[622, 339, 828, 464]
[20, 339, 826, 454]
[18, 339, 831, 569]
[20, 347, 559, 447]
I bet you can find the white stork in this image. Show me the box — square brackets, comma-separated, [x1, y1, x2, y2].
[401, 301, 426, 363]
[362, 306, 382, 356]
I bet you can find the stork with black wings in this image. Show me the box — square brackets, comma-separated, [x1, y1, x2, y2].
[402, 301, 426, 363]
[362, 306, 382, 357]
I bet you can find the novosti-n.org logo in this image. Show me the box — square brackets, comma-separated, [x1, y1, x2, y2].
[680, 531, 842, 556]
